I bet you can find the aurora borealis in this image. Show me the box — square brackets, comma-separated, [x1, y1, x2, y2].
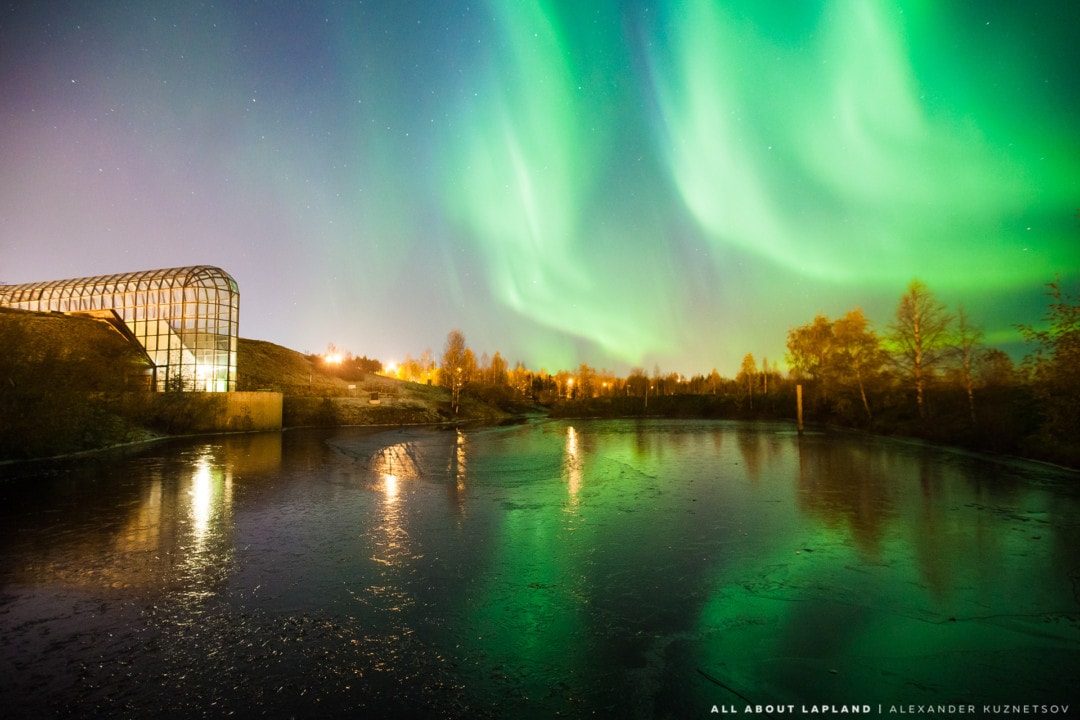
[2, 1, 1078, 375]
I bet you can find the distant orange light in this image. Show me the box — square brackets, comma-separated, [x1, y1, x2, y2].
[324, 353, 343, 364]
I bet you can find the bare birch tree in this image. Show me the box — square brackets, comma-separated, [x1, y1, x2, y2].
[890, 280, 952, 418]
[954, 306, 983, 424]
[738, 353, 757, 409]
[440, 330, 468, 413]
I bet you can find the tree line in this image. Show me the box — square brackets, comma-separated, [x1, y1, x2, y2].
[389, 278, 1078, 467]
[786, 278, 1079, 463]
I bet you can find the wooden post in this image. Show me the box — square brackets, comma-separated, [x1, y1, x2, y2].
[797, 384, 804, 434]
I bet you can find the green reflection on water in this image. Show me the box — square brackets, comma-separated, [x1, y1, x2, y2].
[6, 421, 1075, 716]
[692, 432, 1080, 706]
[455, 424, 593, 712]
[401, 421, 1080, 711]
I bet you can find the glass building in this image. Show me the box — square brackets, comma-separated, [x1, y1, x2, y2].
[0, 266, 239, 392]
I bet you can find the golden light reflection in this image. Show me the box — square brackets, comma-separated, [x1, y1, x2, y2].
[382, 472, 399, 501]
[191, 455, 214, 542]
[369, 443, 415, 577]
[565, 425, 582, 505]
[454, 429, 467, 491]
[116, 480, 162, 554]
[370, 443, 420, 484]
[187, 450, 233, 552]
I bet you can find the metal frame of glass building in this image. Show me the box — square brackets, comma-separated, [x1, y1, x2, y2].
[0, 266, 239, 392]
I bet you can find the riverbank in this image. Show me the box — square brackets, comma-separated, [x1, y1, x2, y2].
[2, 310, 1075, 468]
[0, 314, 500, 462]
[0, 388, 503, 464]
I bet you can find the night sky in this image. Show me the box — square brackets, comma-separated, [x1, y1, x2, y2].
[2, 1, 1078, 376]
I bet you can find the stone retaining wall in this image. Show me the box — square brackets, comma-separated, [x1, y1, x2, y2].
[144, 391, 283, 432]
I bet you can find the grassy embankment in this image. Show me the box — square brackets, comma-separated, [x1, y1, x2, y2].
[236, 337, 512, 426]
[0, 309, 502, 462]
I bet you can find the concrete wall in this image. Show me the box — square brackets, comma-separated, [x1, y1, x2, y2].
[148, 391, 283, 433]
[219, 391, 283, 432]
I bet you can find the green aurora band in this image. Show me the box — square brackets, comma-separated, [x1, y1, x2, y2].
[443, 0, 1078, 371]
[445, 1, 683, 367]
[1, 1, 1077, 374]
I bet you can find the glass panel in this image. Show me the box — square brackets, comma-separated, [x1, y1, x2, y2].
[1, 266, 239, 393]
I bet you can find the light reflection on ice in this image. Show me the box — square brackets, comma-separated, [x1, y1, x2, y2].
[190, 454, 214, 543]
[370, 442, 420, 484]
[564, 425, 582, 506]
[3, 421, 1078, 717]
[454, 428, 467, 490]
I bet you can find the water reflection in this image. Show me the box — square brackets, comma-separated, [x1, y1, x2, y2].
[189, 452, 224, 548]
[564, 425, 582, 505]
[738, 428, 765, 479]
[368, 442, 415, 568]
[383, 472, 399, 499]
[795, 434, 895, 556]
[453, 428, 467, 490]
[2, 421, 1078, 717]
[221, 431, 282, 475]
[116, 478, 162, 559]
[369, 441, 420, 486]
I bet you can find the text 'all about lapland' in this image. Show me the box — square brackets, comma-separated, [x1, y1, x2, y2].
[709, 704, 1072, 716]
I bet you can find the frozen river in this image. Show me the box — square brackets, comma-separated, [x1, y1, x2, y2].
[1, 419, 1078, 718]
